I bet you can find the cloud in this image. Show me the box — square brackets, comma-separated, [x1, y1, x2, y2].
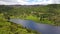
[0, 0, 60, 5]
[0, 0, 18, 5]
[17, 0, 53, 5]
[0, 0, 17, 3]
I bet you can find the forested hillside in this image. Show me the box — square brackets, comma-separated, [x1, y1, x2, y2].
[0, 4, 60, 34]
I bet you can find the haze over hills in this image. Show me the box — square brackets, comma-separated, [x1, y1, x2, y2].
[0, 0, 60, 5]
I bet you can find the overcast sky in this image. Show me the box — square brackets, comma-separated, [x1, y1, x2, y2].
[0, 0, 60, 5]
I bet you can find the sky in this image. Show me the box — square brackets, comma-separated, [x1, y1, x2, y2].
[0, 0, 60, 5]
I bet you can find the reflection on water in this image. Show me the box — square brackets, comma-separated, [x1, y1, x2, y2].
[9, 19, 60, 34]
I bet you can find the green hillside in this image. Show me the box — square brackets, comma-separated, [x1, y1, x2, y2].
[0, 4, 60, 34]
[0, 13, 40, 34]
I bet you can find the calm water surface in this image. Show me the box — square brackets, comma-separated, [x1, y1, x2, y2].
[9, 19, 60, 34]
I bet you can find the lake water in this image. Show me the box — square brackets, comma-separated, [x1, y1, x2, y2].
[9, 19, 60, 34]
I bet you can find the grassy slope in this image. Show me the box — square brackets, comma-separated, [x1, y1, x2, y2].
[0, 13, 41, 34]
[0, 4, 60, 34]
[9, 4, 60, 26]
[0, 4, 60, 26]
